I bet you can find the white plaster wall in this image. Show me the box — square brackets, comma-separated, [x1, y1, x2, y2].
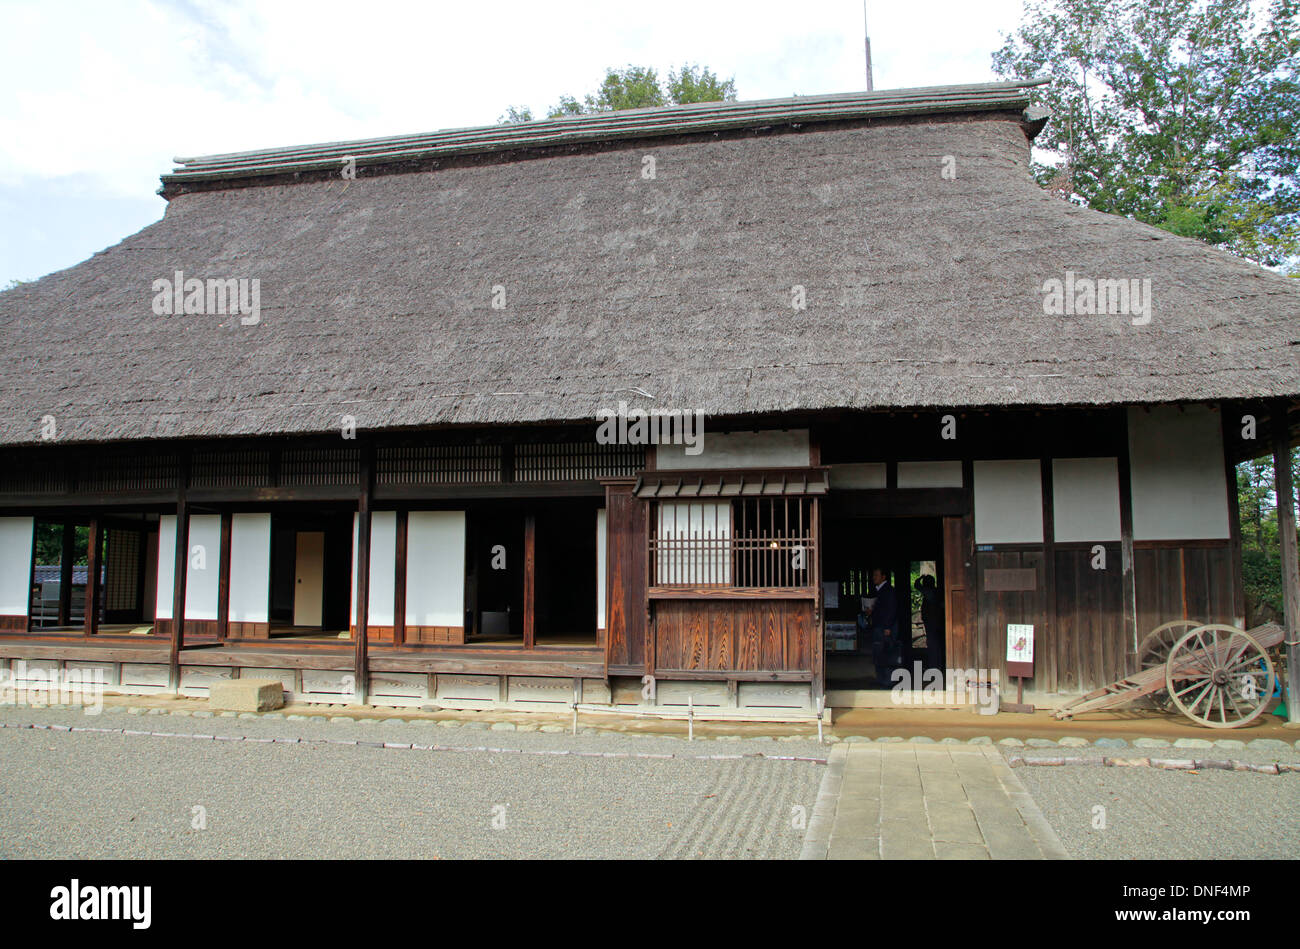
[0, 517, 33, 615]
[229, 513, 271, 623]
[1128, 405, 1230, 540]
[351, 512, 396, 625]
[405, 511, 465, 628]
[155, 515, 175, 619]
[656, 429, 809, 470]
[897, 460, 963, 488]
[596, 508, 607, 629]
[183, 515, 221, 621]
[973, 460, 1043, 544]
[1052, 458, 1121, 542]
[828, 463, 887, 489]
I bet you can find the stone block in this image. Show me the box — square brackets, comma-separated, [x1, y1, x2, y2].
[208, 678, 285, 712]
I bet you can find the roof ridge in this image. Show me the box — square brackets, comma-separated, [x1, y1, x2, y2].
[162, 78, 1048, 191]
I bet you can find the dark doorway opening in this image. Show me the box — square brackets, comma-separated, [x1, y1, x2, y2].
[534, 500, 598, 645]
[466, 508, 525, 642]
[268, 511, 353, 637]
[822, 513, 945, 690]
[464, 499, 601, 647]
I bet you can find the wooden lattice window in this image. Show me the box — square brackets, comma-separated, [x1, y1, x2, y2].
[514, 442, 644, 482]
[280, 446, 359, 486]
[104, 530, 140, 611]
[80, 452, 179, 491]
[648, 496, 815, 591]
[377, 444, 502, 484]
[0, 451, 67, 494]
[190, 448, 272, 488]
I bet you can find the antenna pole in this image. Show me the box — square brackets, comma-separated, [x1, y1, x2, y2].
[864, 1, 874, 91]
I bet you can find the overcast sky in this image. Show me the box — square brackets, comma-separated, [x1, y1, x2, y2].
[0, 0, 1028, 286]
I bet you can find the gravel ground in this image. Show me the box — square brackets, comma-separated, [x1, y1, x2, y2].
[0, 706, 823, 860]
[1011, 755, 1300, 859]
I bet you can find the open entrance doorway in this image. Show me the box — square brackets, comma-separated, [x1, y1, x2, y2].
[464, 499, 601, 648]
[822, 514, 945, 692]
[269, 511, 353, 638]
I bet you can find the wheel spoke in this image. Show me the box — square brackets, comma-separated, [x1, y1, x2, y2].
[1222, 654, 1262, 676]
[1173, 676, 1211, 699]
[1185, 680, 1215, 716]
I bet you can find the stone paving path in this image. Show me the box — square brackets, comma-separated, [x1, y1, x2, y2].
[801, 741, 1069, 860]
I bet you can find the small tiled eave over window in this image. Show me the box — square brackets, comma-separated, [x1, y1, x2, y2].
[635, 468, 827, 597]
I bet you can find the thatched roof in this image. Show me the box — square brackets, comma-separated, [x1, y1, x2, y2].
[1, 79, 1296, 447]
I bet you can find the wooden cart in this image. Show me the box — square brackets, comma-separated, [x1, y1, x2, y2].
[1054, 621, 1285, 728]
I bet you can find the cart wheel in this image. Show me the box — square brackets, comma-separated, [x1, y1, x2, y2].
[1164, 625, 1276, 729]
[1139, 619, 1203, 710]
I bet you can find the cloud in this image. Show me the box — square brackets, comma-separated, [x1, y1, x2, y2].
[0, 0, 1029, 283]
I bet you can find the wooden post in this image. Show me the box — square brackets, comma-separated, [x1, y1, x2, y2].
[523, 513, 536, 649]
[1271, 401, 1299, 723]
[393, 509, 407, 647]
[1222, 404, 1247, 628]
[811, 495, 824, 711]
[26, 520, 38, 633]
[353, 446, 372, 705]
[167, 499, 188, 691]
[57, 522, 75, 627]
[83, 519, 100, 637]
[1039, 456, 1055, 695]
[1116, 411, 1139, 670]
[216, 512, 232, 641]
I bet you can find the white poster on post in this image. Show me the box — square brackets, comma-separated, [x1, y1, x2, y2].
[1006, 624, 1034, 664]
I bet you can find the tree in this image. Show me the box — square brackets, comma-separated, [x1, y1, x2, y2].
[666, 64, 738, 105]
[993, 0, 1300, 267]
[496, 65, 738, 123]
[498, 105, 534, 124]
[1234, 447, 1300, 624]
[34, 524, 89, 567]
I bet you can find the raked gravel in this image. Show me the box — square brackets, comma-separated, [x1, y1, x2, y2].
[1013, 759, 1300, 860]
[0, 706, 823, 860]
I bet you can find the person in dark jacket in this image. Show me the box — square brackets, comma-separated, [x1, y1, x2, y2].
[867, 567, 899, 688]
[916, 573, 944, 673]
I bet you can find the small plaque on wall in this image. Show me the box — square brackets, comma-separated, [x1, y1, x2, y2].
[984, 567, 1038, 592]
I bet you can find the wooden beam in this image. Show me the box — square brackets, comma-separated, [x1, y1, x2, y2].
[393, 509, 408, 648]
[352, 445, 373, 704]
[57, 522, 75, 627]
[523, 513, 536, 650]
[83, 518, 100, 637]
[216, 512, 232, 641]
[1271, 400, 1299, 724]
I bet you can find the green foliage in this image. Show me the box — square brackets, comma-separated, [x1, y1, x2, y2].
[588, 65, 666, 111]
[994, 0, 1300, 266]
[666, 64, 738, 105]
[498, 105, 534, 124]
[34, 523, 88, 567]
[1243, 547, 1284, 621]
[503, 64, 737, 121]
[1235, 448, 1300, 623]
